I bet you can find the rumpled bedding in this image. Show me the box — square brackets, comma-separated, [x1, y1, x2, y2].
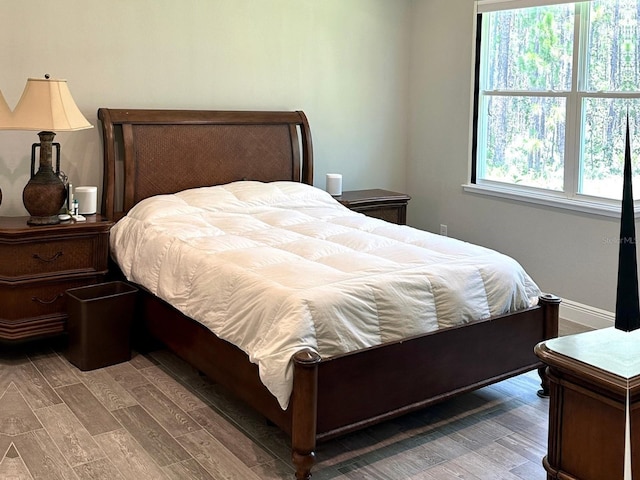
[110, 181, 541, 409]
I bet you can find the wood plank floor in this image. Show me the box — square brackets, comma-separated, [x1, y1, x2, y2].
[0, 320, 588, 480]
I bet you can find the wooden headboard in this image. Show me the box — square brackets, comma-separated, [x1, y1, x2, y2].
[98, 108, 313, 220]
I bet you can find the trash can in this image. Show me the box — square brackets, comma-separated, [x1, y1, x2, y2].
[65, 281, 138, 371]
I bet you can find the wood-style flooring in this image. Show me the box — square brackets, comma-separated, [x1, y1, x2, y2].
[0, 320, 588, 480]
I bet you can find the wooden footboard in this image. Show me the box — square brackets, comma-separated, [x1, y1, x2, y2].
[316, 296, 558, 438]
[288, 294, 559, 479]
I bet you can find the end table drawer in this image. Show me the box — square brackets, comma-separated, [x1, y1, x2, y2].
[0, 237, 101, 279]
[352, 205, 407, 224]
[0, 277, 96, 321]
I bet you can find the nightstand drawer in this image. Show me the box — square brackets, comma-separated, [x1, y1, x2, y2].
[0, 277, 97, 321]
[0, 236, 103, 280]
[355, 205, 407, 224]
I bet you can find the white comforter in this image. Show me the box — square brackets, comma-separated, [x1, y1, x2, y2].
[110, 181, 541, 409]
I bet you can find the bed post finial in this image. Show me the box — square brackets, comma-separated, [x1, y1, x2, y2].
[291, 349, 321, 480]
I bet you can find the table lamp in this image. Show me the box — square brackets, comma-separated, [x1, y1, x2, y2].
[11, 75, 92, 225]
[0, 89, 10, 126]
[0, 89, 12, 207]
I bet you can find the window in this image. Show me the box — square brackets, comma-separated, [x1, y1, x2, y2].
[471, 0, 640, 215]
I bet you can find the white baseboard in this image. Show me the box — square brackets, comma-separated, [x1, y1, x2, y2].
[559, 298, 614, 330]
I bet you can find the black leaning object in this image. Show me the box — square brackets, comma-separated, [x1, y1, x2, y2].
[614, 117, 640, 332]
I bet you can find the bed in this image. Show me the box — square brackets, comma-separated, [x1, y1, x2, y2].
[98, 108, 560, 480]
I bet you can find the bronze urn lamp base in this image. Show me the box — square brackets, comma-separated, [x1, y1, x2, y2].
[22, 131, 66, 225]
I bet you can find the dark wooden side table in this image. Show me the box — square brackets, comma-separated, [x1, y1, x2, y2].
[0, 215, 113, 342]
[535, 327, 640, 480]
[336, 189, 410, 225]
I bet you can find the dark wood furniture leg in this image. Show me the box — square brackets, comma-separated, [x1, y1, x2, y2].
[537, 294, 560, 397]
[291, 351, 321, 480]
[537, 366, 550, 398]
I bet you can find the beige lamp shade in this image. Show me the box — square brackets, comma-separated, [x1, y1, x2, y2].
[0, 90, 11, 128]
[11, 77, 92, 131]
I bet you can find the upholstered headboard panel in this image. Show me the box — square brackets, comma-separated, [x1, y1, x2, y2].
[98, 109, 313, 220]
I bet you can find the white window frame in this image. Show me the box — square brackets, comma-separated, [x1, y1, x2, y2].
[465, 0, 640, 218]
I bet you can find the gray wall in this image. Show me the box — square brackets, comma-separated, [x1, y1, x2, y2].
[0, 0, 410, 215]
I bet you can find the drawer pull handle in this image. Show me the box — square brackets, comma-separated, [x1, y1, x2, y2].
[32, 293, 64, 305]
[33, 251, 63, 263]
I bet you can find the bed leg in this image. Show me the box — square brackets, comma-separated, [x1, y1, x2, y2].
[291, 350, 321, 480]
[537, 366, 550, 398]
[536, 294, 560, 398]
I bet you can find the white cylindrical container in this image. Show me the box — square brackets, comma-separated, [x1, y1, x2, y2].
[74, 186, 98, 214]
[326, 173, 343, 196]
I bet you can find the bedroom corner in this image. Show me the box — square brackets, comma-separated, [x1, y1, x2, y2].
[407, 0, 626, 325]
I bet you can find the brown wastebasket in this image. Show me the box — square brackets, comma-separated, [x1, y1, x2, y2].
[65, 281, 138, 371]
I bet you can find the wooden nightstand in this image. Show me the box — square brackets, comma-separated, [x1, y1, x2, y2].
[0, 215, 113, 342]
[336, 189, 410, 225]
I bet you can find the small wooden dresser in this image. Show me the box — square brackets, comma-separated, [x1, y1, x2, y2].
[336, 189, 411, 225]
[0, 216, 113, 341]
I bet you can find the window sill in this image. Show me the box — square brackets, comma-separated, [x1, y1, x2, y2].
[462, 183, 632, 219]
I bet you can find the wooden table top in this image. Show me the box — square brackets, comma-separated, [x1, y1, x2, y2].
[536, 327, 640, 387]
